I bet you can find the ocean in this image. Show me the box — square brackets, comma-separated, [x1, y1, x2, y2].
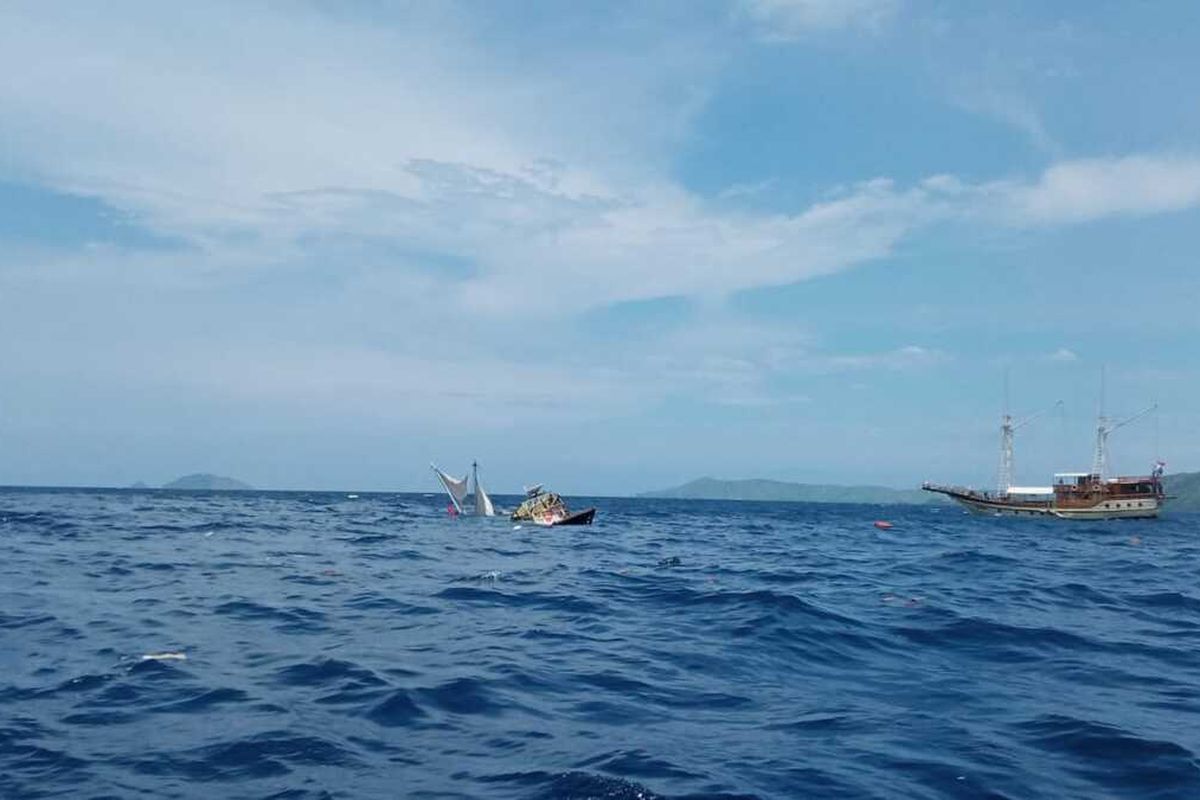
[2, 488, 1199, 799]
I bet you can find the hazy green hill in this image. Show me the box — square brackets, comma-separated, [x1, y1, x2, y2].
[1164, 472, 1200, 512]
[162, 473, 254, 491]
[638, 477, 946, 505]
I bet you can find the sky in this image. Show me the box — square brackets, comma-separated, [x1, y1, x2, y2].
[2, 0, 1199, 494]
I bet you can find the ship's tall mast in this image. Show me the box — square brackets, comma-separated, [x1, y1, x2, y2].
[995, 373, 1061, 494]
[997, 372, 1013, 495]
[997, 419, 1015, 495]
[1092, 402, 1158, 479]
[1091, 367, 1108, 477]
[1091, 424, 1109, 479]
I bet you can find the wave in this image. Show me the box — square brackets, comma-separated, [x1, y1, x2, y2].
[435, 586, 605, 615]
[6, 488, 1200, 799]
[364, 689, 427, 727]
[213, 600, 328, 633]
[119, 731, 359, 782]
[1016, 714, 1200, 793]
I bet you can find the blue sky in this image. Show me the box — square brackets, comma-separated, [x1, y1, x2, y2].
[2, 0, 1198, 493]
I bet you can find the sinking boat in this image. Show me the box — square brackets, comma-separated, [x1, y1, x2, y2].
[511, 485, 595, 526]
[431, 461, 495, 516]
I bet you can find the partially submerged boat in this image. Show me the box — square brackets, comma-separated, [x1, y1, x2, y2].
[431, 461, 495, 516]
[511, 486, 595, 526]
[923, 395, 1166, 519]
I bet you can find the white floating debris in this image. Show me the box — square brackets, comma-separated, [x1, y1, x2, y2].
[140, 652, 187, 662]
[512, 525, 523, 530]
[347, 494, 359, 499]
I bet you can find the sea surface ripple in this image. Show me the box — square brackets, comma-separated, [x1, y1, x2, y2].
[2, 488, 1200, 799]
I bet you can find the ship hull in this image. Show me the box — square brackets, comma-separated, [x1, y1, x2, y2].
[1051, 499, 1161, 520]
[952, 495, 1053, 517]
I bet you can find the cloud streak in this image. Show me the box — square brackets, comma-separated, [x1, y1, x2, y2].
[1000, 155, 1200, 224]
[736, 0, 900, 39]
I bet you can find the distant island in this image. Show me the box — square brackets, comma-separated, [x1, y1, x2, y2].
[639, 477, 947, 505]
[1164, 472, 1200, 513]
[161, 473, 254, 491]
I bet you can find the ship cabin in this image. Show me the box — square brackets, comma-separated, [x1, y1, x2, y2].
[1052, 471, 1163, 502]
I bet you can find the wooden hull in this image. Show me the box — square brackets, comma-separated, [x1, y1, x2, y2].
[951, 494, 1053, 517]
[1051, 499, 1161, 519]
[551, 507, 595, 526]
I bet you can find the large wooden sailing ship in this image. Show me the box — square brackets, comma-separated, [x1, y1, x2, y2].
[923, 392, 1167, 519]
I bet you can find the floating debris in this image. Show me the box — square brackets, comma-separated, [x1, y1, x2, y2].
[656, 556, 682, 568]
[874, 521, 893, 530]
[140, 652, 187, 662]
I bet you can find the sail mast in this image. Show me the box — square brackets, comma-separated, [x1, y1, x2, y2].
[471, 460, 495, 516]
[997, 370, 1013, 495]
[1092, 367, 1109, 478]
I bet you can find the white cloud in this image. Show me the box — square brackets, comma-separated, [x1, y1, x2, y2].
[0, 3, 709, 237]
[1047, 347, 1079, 363]
[948, 83, 1059, 154]
[737, 0, 899, 39]
[4, 5, 1199, 321]
[821, 344, 948, 372]
[910, 155, 1200, 230]
[997, 155, 1200, 225]
[3, 5, 1200, 453]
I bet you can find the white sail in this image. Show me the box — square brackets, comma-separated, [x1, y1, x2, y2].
[474, 481, 496, 516]
[471, 461, 496, 516]
[431, 464, 469, 513]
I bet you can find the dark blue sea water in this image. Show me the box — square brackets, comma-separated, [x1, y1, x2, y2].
[2, 488, 1199, 799]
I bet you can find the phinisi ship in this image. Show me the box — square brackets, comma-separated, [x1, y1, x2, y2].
[923, 400, 1167, 520]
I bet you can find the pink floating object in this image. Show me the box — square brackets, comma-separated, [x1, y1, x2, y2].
[874, 520, 893, 530]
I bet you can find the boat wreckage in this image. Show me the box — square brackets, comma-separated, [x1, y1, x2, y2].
[431, 462, 495, 516]
[511, 485, 596, 527]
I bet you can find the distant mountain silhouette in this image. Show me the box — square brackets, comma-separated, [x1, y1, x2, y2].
[1164, 471, 1200, 512]
[162, 473, 254, 491]
[128, 481, 151, 489]
[639, 477, 946, 505]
